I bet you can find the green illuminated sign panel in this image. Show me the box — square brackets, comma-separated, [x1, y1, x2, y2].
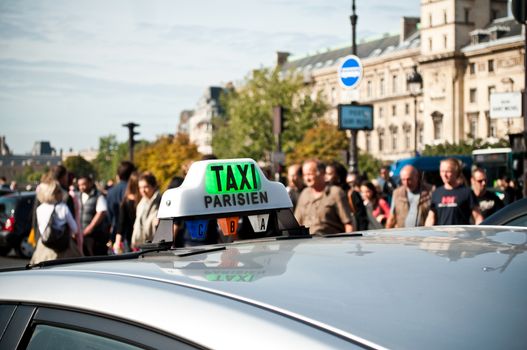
[205, 272, 256, 282]
[205, 162, 260, 194]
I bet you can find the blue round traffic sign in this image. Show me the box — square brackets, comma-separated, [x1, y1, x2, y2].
[338, 55, 363, 89]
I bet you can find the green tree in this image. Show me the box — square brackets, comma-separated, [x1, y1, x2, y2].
[358, 151, 384, 181]
[92, 135, 129, 182]
[212, 67, 328, 160]
[64, 156, 97, 179]
[135, 133, 201, 190]
[286, 121, 383, 180]
[287, 121, 349, 164]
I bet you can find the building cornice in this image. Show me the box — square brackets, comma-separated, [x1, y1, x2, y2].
[418, 51, 465, 64]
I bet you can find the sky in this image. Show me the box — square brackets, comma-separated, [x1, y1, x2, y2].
[0, 0, 420, 155]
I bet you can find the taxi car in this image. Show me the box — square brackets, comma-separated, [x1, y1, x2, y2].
[1, 159, 526, 350]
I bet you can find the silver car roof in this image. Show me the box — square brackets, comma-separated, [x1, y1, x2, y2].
[2, 226, 527, 349]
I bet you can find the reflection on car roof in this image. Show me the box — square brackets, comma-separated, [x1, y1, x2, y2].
[7, 226, 526, 350]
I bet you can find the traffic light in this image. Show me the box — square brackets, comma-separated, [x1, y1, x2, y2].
[122, 122, 140, 162]
[512, 0, 526, 23]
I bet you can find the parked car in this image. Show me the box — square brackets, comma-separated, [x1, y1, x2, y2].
[481, 197, 527, 227]
[0, 188, 13, 197]
[0, 192, 35, 258]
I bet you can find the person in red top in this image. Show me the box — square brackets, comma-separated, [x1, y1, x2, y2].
[360, 181, 390, 229]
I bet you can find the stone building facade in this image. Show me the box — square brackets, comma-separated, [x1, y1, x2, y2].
[187, 87, 226, 155]
[281, 0, 524, 162]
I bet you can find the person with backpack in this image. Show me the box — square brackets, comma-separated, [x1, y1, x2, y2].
[30, 179, 82, 264]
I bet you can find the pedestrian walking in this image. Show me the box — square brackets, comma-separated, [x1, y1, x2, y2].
[30, 179, 82, 264]
[78, 175, 110, 256]
[470, 167, 503, 219]
[294, 160, 354, 234]
[131, 172, 161, 249]
[425, 158, 483, 226]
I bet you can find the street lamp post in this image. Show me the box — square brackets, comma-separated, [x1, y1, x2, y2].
[348, 0, 359, 173]
[407, 66, 423, 156]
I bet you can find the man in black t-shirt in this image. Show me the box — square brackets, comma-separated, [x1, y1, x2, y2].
[471, 167, 504, 219]
[425, 158, 483, 226]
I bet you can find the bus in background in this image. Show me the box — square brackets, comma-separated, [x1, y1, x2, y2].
[471, 148, 524, 188]
[389, 155, 472, 188]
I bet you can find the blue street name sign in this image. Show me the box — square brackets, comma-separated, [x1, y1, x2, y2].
[338, 55, 363, 89]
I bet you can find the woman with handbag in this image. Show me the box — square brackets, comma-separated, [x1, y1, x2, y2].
[30, 179, 82, 264]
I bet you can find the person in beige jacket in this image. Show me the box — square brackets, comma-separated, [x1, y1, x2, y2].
[131, 172, 161, 250]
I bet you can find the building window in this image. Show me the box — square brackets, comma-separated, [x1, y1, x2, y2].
[443, 10, 447, 24]
[380, 78, 385, 96]
[405, 103, 410, 115]
[489, 119, 497, 137]
[464, 8, 470, 23]
[488, 85, 496, 102]
[418, 124, 424, 146]
[429, 38, 433, 51]
[379, 106, 384, 118]
[389, 125, 398, 151]
[365, 132, 371, 152]
[429, 14, 432, 27]
[469, 63, 476, 75]
[443, 35, 447, 49]
[378, 131, 385, 151]
[367, 80, 372, 97]
[392, 74, 398, 94]
[405, 129, 411, 150]
[468, 113, 478, 138]
[469, 88, 477, 103]
[432, 111, 443, 140]
[488, 59, 494, 73]
[392, 105, 397, 117]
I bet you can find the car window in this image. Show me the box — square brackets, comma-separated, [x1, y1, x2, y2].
[505, 214, 527, 227]
[0, 197, 17, 218]
[0, 305, 16, 340]
[25, 324, 142, 350]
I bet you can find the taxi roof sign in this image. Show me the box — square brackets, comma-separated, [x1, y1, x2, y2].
[158, 158, 293, 219]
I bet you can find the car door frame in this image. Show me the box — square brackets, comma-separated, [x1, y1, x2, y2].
[0, 303, 204, 350]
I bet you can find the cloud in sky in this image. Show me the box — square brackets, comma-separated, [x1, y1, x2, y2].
[0, 0, 419, 154]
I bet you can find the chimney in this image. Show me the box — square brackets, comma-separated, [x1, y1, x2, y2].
[276, 51, 290, 66]
[400, 17, 420, 43]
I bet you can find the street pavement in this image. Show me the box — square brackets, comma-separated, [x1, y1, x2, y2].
[0, 249, 29, 269]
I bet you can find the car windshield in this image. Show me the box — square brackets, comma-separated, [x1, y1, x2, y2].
[0, 197, 17, 219]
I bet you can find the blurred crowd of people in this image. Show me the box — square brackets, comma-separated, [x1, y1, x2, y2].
[30, 162, 164, 264]
[289, 158, 524, 235]
[26, 155, 524, 264]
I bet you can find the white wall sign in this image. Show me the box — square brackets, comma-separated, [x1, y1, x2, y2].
[490, 92, 523, 119]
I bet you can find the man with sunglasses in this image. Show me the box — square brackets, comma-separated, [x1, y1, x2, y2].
[471, 167, 504, 219]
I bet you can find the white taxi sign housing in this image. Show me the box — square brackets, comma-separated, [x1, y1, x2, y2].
[157, 158, 293, 218]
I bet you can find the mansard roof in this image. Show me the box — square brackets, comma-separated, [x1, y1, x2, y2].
[281, 31, 420, 73]
[463, 16, 524, 50]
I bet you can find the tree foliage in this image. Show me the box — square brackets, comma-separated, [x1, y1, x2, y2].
[421, 138, 509, 156]
[285, 121, 383, 180]
[286, 121, 349, 164]
[135, 133, 201, 190]
[92, 135, 129, 182]
[358, 151, 384, 181]
[64, 156, 97, 179]
[212, 68, 328, 160]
